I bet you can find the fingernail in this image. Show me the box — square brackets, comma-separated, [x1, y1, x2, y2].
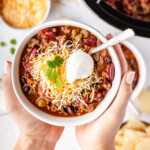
[126, 72, 135, 85]
[4, 61, 9, 74]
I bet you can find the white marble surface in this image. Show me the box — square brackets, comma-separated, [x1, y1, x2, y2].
[0, 0, 150, 149]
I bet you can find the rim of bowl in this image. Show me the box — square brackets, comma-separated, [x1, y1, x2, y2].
[121, 41, 146, 100]
[12, 20, 121, 126]
[0, 0, 51, 29]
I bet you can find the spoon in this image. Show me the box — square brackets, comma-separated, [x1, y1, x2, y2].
[66, 28, 135, 83]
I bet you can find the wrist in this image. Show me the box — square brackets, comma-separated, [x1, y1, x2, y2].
[15, 133, 56, 150]
[79, 141, 115, 150]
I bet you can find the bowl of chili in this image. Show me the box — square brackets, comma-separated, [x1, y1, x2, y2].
[121, 41, 146, 100]
[12, 20, 121, 126]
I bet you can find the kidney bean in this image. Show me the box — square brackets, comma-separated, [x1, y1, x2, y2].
[43, 32, 56, 40]
[108, 63, 115, 81]
[133, 73, 139, 83]
[23, 86, 30, 93]
[24, 61, 31, 69]
[67, 107, 73, 115]
[83, 39, 96, 46]
[66, 41, 72, 46]
[90, 35, 97, 41]
[28, 47, 38, 60]
[105, 56, 112, 64]
[21, 77, 26, 84]
[130, 58, 136, 69]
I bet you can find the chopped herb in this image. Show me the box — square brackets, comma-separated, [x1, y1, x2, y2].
[10, 47, 15, 55]
[44, 56, 64, 88]
[47, 56, 64, 68]
[0, 42, 6, 46]
[55, 77, 62, 88]
[10, 39, 17, 45]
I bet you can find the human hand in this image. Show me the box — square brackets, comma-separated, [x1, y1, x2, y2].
[2, 62, 64, 150]
[75, 34, 135, 150]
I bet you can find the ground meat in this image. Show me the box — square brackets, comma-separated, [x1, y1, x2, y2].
[104, 0, 150, 22]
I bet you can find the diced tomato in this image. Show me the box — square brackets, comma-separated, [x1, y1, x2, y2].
[108, 63, 115, 81]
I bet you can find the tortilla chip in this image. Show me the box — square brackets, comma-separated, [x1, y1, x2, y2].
[117, 129, 124, 136]
[123, 118, 147, 132]
[123, 129, 145, 150]
[135, 138, 150, 150]
[115, 134, 124, 146]
[145, 126, 150, 135]
[115, 145, 123, 150]
[138, 90, 150, 114]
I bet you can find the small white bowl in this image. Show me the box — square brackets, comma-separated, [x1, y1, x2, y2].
[0, 0, 51, 29]
[121, 41, 146, 100]
[12, 20, 121, 126]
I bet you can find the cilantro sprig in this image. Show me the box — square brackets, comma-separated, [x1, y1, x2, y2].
[44, 56, 64, 88]
[47, 56, 64, 68]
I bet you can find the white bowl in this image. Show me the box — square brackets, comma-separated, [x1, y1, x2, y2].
[12, 20, 121, 126]
[0, 0, 51, 29]
[121, 41, 146, 100]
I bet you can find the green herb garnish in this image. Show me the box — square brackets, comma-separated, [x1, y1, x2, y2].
[44, 56, 64, 88]
[0, 42, 6, 46]
[47, 56, 64, 68]
[10, 39, 17, 45]
[44, 68, 58, 82]
[55, 77, 62, 88]
[10, 47, 15, 55]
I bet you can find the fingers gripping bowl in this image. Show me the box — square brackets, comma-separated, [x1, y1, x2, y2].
[121, 41, 146, 100]
[12, 20, 121, 126]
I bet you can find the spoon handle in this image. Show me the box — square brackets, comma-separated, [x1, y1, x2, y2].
[90, 28, 135, 54]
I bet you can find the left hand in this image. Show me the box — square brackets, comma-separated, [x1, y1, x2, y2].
[2, 61, 64, 150]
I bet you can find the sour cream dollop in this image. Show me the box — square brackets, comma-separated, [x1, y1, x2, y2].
[66, 50, 94, 83]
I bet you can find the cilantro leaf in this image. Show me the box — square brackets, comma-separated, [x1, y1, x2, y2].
[44, 68, 53, 81]
[0, 42, 6, 46]
[44, 56, 64, 88]
[10, 39, 17, 45]
[10, 47, 15, 55]
[55, 77, 62, 88]
[47, 61, 55, 68]
[52, 69, 59, 82]
[47, 56, 64, 68]
[44, 68, 61, 88]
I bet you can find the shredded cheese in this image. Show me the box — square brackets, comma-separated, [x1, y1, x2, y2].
[0, 0, 47, 28]
[29, 40, 98, 109]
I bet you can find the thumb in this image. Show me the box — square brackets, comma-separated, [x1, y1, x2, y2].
[109, 71, 135, 117]
[2, 61, 19, 112]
